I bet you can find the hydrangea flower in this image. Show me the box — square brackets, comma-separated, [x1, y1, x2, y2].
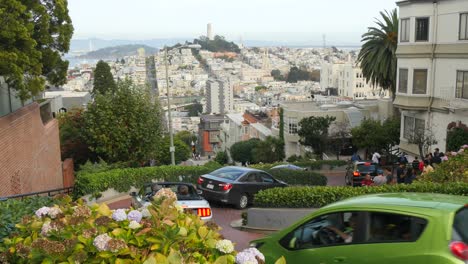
[127, 210, 142, 223]
[244, 248, 265, 262]
[41, 221, 60, 236]
[128, 221, 142, 229]
[93, 234, 112, 252]
[48, 207, 62, 219]
[35, 207, 50, 218]
[462, 144, 468, 149]
[215, 239, 234, 254]
[140, 208, 151, 218]
[112, 209, 127, 222]
[235, 251, 258, 264]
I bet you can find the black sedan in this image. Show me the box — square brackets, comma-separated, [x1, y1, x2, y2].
[197, 166, 287, 209]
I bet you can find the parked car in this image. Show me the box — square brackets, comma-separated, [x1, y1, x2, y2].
[345, 161, 383, 186]
[250, 193, 468, 264]
[130, 182, 213, 221]
[270, 164, 307, 171]
[197, 166, 287, 209]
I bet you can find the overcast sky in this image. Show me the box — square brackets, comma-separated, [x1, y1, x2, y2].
[68, 0, 398, 44]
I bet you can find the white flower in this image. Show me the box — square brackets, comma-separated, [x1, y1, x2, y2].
[112, 209, 127, 222]
[93, 233, 112, 251]
[140, 208, 151, 218]
[41, 221, 59, 236]
[127, 210, 143, 223]
[235, 251, 258, 264]
[35, 206, 50, 218]
[244, 248, 265, 262]
[48, 207, 62, 219]
[216, 239, 234, 254]
[128, 221, 142, 229]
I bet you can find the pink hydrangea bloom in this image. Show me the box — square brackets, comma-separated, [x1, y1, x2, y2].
[127, 210, 142, 223]
[112, 209, 127, 222]
[93, 233, 112, 251]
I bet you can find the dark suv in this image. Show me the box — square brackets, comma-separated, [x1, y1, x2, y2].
[345, 161, 383, 186]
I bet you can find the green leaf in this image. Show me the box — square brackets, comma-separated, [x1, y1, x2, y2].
[275, 256, 287, 264]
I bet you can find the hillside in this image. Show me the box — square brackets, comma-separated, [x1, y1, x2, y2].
[193, 35, 240, 53]
[78, 44, 158, 59]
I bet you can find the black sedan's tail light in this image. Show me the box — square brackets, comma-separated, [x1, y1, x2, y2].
[197, 177, 204, 185]
[197, 208, 211, 217]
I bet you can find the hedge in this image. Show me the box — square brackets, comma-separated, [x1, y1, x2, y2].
[267, 169, 327, 186]
[75, 164, 328, 197]
[250, 160, 347, 171]
[253, 182, 468, 208]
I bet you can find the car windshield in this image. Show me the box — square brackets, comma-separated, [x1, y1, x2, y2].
[141, 184, 202, 201]
[357, 164, 377, 173]
[453, 207, 468, 243]
[209, 167, 245, 180]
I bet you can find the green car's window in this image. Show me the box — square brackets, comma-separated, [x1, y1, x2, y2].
[366, 212, 427, 243]
[453, 207, 468, 243]
[279, 212, 358, 250]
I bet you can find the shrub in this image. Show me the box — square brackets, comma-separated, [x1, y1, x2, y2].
[286, 155, 301, 163]
[419, 147, 468, 183]
[254, 182, 468, 208]
[0, 194, 237, 263]
[214, 151, 229, 165]
[267, 169, 327, 186]
[0, 197, 54, 242]
[250, 160, 347, 171]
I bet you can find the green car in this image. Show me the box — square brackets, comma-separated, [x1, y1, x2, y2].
[250, 193, 468, 264]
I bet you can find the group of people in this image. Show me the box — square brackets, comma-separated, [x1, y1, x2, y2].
[361, 168, 395, 186]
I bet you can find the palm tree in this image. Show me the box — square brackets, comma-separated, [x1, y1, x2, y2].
[357, 9, 398, 99]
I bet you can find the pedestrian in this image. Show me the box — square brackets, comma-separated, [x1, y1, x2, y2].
[433, 148, 440, 158]
[373, 172, 387, 186]
[396, 163, 406, 184]
[372, 151, 381, 164]
[418, 158, 424, 172]
[422, 160, 434, 175]
[398, 153, 408, 165]
[405, 168, 417, 184]
[385, 168, 394, 184]
[412, 157, 420, 172]
[351, 152, 361, 162]
[440, 152, 448, 162]
[361, 173, 374, 186]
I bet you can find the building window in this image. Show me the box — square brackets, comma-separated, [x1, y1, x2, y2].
[415, 18, 429, 41]
[400, 18, 410, 42]
[456, 71, 468, 99]
[398, 69, 408, 93]
[413, 69, 428, 94]
[287, 117, 298, 134]
[404, 116, 425, 140]
[460, 13, 468, 40]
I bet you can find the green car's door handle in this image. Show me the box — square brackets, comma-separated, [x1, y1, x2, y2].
[333, 256, 346, 262]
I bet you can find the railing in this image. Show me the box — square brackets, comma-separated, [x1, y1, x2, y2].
[39, 99, 53, 124]
[0, 186, 74, 201]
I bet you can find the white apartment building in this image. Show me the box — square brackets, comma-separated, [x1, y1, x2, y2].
[394, 0, 468, 155]
[205, 79, 234, 114]
[321, 62, 387, 99]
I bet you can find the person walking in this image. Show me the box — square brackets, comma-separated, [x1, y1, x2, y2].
[412, 157, 420, 172]
[385, 168, 394, 184]
[422, 160, 434, 175]
[372, 151, 381, 164]
[405, 168, 417, 184]
[398, 153, 408, 165]
[396, 163, 406, 184]
[373, 172, 387, 186]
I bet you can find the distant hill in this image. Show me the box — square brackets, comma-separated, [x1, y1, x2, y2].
[77, 44, 159, 59]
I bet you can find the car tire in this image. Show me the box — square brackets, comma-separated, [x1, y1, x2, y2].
[236, 193, 249, 209]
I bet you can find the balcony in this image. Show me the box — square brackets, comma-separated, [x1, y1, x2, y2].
[393, 94, 431, 110]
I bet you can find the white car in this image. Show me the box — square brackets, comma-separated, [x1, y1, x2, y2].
[130, 182, 213, 221]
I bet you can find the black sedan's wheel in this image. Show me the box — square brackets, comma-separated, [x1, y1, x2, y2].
[236, 194, 249, 209]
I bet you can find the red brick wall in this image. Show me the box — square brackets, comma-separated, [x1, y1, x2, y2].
[62, 158, 74, 188]
[0, 103, 63, 196]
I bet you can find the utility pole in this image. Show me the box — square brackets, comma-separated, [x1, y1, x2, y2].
[164, 47, 175, 165]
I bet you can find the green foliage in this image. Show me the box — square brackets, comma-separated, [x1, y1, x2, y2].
[214, 151, 229, 165]
[80, 44, 157, 60]
[193, 35, 240, 53]
[286, 67, 313, 83]
[84, 80, 163, 166]
[250, 160, 347, 171]
[230, 139, 260, 165]
[351, 118, 400, 159]
[175, 131, 197, 149]
[74, 165, 222, 197]
[267, 169, 327, 186]
[357, 9, 398, 97]
[154, 137, 191, 165]
[252, 136, 285, 164]
[254, 182, 468, 208]
[0, 196, 54, 242]
[93, 60, 116, 95]
[447, 127, 468, 152]
[420, 147, 468, 183]
[271, 69, 285, 81]
[187, 103, 203, 117]
[57, 109, 95, 167]
[298, 116, 336, 159]
[0, 195, 237, 263]
[286, 155, 302, 163]
[0, 0, 73, 101]
[255, 85, 267, 92]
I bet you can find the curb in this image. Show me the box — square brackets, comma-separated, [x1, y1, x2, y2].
[230, 219, 279, 234]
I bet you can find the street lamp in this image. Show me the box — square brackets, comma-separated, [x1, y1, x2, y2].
[164, 46, 176, 165]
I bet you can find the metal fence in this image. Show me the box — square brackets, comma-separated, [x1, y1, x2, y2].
[0, 186, 74, 201]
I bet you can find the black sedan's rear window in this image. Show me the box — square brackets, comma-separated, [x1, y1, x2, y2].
[357, 164, 377, 173]
[453, 207, 468, 243]
[210, 168, 245, 180]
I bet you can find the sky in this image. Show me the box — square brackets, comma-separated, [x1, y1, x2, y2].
[68, 0, 398, 44]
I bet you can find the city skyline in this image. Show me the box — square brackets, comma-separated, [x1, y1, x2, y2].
[68, 0, 397, 44]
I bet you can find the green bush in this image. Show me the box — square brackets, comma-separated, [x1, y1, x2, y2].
[0, 197, 54, 242]
[254, 182, 468, 208]
[420, 147, 468, 183]
[250, 160, 347, 171]
[267, 169, 327, 186]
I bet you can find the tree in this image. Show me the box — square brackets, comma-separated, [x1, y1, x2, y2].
[84, 80, 163, 166]
[408, 127, 438, 160]
[93, 60, 116, 95]
[252, 136, 285, 163]
[271, 69, 284, 81]
[175, 131, 197, 148]
[351, 118, 400, 161]
[187, 102, 203, 117]
[328, 122, 352, 160]
[357, 9, 398, 98]
[214, 151, 228, 165]
[298, 116, 336, 160]
[0, 0, 73, 101]
[120, 58, 125, 64]
[446, 123, 468, 152]
[230, 139, 260, 165]
[154, 137, 191, 165]
[286, 67, 312, 83]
